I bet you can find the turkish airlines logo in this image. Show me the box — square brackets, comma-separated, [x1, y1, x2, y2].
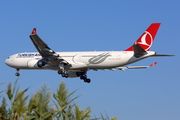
[89, 52, 110, 64]
[136, 31, 153, 51]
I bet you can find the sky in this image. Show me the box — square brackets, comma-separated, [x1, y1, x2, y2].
[0, 0, 180, 119]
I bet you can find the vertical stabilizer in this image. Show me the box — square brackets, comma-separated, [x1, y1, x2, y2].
[124, 23, 161, 51]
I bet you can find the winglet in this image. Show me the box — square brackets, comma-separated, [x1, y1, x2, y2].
[31, 28, 36, 34]
[150, 62, 157, 67]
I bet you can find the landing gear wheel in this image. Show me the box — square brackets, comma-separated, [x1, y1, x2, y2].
[84, 78, 91, 83]
[83, 78, 87, 82]
[61, 73, 66, 77]
[58, 70, 63, 74]
[64, 74, 68, 78]
[80, 76, 86, 80]
[15, 69, 20, 76]
[15, 73, 20, 76]
[86, 79, 91, 83]
[79, 72, 91, 83]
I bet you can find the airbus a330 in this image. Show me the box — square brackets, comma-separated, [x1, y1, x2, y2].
[5, 23, 173, 83]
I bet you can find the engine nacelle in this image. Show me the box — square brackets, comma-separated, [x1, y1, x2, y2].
[27, 59, 49, 68]
[66, 72, 81, 78]
[37, 58, 49, 68]
[37, 60, 46, 67]
[27, 59, 40, 68]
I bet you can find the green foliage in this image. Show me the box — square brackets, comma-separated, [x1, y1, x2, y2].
[30, 83, 52, 119]
[110, 117, 118, 120]
[74, 104, 91, 120]
[0, 83, 5, 94]
[0, 79, 117, 120]
[53, 81, 81, 119]
[0, 97, 9, 119]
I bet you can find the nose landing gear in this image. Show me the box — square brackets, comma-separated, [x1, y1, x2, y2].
[15, 69, 20, 76]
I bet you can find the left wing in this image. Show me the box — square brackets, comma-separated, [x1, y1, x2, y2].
[117, 62, 157, 71]
[29, 28, 69, 65]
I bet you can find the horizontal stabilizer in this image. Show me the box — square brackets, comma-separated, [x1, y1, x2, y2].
[133, 44, 147, 58]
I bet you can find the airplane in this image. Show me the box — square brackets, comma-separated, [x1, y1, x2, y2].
[5, 23, 173, 83]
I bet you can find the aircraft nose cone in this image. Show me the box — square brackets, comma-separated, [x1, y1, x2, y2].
[5, 58, 13, 67]
[5, 55, 17, 68]
[5, 59, 9, 65]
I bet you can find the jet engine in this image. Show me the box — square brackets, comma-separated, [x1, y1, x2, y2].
[66, 72, 81, 78]
[37, 58, 49, 68]
[27, 59, 39, 68]
[27, 59, 49, 68]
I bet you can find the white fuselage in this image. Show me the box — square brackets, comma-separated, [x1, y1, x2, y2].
[5, 51, 156, 72]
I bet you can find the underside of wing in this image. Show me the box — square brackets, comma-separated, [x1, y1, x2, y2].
[117, 62, 157, 71]
[90, 62, 157, 71]
[151, 54, 174, 56]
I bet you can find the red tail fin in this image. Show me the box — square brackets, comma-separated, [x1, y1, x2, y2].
[124, 23, 161, 51]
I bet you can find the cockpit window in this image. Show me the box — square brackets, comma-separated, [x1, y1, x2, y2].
[7, 57, 10, 59]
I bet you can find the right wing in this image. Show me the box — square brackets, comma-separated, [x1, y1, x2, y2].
[29, 28, 69, 66]
[91, 62, 157, 71]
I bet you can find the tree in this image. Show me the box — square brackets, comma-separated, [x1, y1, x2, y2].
[0, 79, 118, 120]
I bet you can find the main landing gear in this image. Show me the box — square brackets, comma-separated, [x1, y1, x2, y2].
[58, 64, 69, 78]
[80, 72, 91, 83]
[58, 70, 91, 83]
[58, 70, 69, 78]
[15, 69, 20, 76]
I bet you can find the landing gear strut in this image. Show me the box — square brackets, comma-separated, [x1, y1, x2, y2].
[58, 64, 68, 78]
[80, 72, 91, 83]
[58, 70, 68, 78]
[15, 69, 20, 76]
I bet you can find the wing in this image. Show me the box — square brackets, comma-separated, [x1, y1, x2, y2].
[91, 62, 157, 71]
[29, 28, 69, 66]
[117, 62, 157, 71]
